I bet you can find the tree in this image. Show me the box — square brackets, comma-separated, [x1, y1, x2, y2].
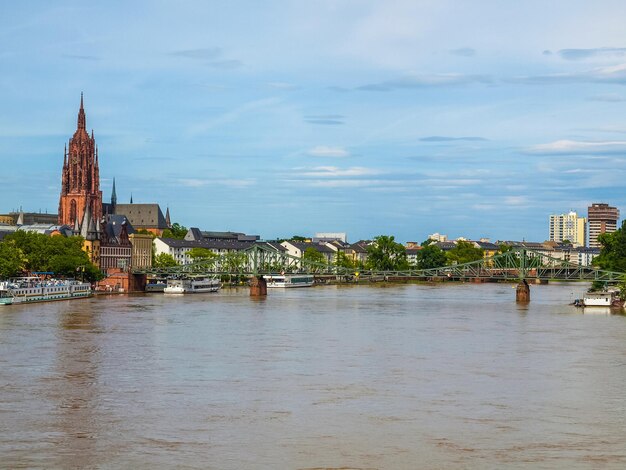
[446, 241, 484, 265]
[188, 247, 218, 262]
[366, 235, 409, 271]
[594, 221, 626, 273]
[3, 231, 102, 281]
[162, 222, 187, 239]
[154, 253, 178, 268]
[415, 244, 447, 269]
[335, 251, 356, 270]
[302, 247, 326, 265]
[290, 235, 308, 242]
[0, 240, 27, 278]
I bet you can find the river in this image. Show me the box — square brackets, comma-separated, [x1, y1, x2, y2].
[1, 283, 625, 469]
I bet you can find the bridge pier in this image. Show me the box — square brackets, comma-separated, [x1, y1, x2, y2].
[516, 279, 530, 302]
[249, 276, 267, 297]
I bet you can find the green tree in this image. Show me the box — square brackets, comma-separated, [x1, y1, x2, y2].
[3, 231, 102, 281]
[154, 253, 178, 268]
[302, 247, 326, 265]
[446, 241, 484, 265]
[0, 240, 27, 278]
[290, 235, 308, 242]
[188, 247, 218, 262]
[366, 235, 409, 271]
[415, 244, 447, 269]
[162, 222, 187, 239]
[594, 221, 626, 273]
[335, 251, 356, 270]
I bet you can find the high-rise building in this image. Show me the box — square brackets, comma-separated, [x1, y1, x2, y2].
[588, 203, 620, 248]
[549, 211, 586, 247]
[58, 93, 102, 227]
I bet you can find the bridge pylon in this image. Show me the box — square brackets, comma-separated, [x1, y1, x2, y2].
[516, 279, 530, 302]
[250, 276, 267, 297]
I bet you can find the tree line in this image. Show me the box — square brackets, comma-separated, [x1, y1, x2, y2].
[0, 231, 102, 281]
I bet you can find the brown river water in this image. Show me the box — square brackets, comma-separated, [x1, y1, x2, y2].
[1, 283, 625, 469]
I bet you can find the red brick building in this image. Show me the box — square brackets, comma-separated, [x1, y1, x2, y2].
[58, 94, 102, 227]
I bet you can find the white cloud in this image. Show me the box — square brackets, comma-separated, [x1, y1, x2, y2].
[504, 196, 528, 206]
[179, 178, 208, 187]
[307, 146, 350, 158]
[300, 166, 379, 177]
[526, 140, 626, 155]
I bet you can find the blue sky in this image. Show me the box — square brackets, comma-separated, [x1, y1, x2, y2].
[2, 0, 626, 242]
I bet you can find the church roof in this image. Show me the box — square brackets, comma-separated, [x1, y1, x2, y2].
[115, 203, 168, 230]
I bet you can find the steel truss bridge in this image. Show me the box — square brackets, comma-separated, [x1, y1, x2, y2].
[133, 245, 625, 283]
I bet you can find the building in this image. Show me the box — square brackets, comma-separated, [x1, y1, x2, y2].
[153, 238, 284, 265]
[99, 214, 133, 271]
[314, 232, 347, 243]
[588, 203, 620, 248]
[129, 233, 153, 269]
[114, 203, 170, 236]
[0, 211, 58, 226]
[58, 94, 102, 228]
[549, 211, 586, 247]
[280, 241, 336, 264]
[428, 233, 448, 242]
[185, 228, 259, 242]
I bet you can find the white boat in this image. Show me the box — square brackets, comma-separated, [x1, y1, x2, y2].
[163, 277, 221, 294]
[582, 289, 621, 307]
[0, 277, 92, 306]
[263, 274, 314, 288]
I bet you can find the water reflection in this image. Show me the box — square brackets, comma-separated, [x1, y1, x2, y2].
[50, 304, 102, 468]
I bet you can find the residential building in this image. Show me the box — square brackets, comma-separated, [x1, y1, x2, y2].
[280, 241, 336, 264]
[153, 238, 282, 265]
[406, 248, 420, 266]
[345, 240, 371, 265]
[588, 203, 620, 248]
[568, 247, 601, 266]
[428, 233, 448, 242]
[549, 211, 586, 247]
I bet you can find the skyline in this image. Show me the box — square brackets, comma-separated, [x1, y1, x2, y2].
[2, 1, 626, 242]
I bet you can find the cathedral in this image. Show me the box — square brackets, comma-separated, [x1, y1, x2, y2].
[58, 93, 102, 227]
[57, 95, 169, 275]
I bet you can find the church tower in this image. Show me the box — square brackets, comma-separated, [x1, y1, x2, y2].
[58, 94, 103, 227]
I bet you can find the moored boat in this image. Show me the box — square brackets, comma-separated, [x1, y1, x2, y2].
[163, 277, 221, 294]
[0, 277, 92, 306]
[263, 274, 314, 288]
[582, 289, 622, 307]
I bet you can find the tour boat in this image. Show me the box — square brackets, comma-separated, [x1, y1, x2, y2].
[263, 274, 314, 288]
[163, 277, 221, 294]
[0, 277, 92, 306]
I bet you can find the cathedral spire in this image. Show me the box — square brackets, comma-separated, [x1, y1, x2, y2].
[111, 178, 117, 208]
[77, 92, 86, 130]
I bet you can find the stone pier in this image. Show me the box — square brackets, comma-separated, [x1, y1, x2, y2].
[249, 276, 267, 297]
[516, 279, 530, 302]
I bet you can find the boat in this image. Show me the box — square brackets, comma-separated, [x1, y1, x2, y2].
[263, 274, 314, 288]
[581, 289, 622, 307]
[163, 277, 221, 294]
[0, 277, 92, 306]
[145, 276, 167, 293]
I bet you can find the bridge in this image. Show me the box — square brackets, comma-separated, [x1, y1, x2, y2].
[133, 245, 625, 300]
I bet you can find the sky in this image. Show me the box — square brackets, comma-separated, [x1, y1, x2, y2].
[2, 0, 626, 243]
